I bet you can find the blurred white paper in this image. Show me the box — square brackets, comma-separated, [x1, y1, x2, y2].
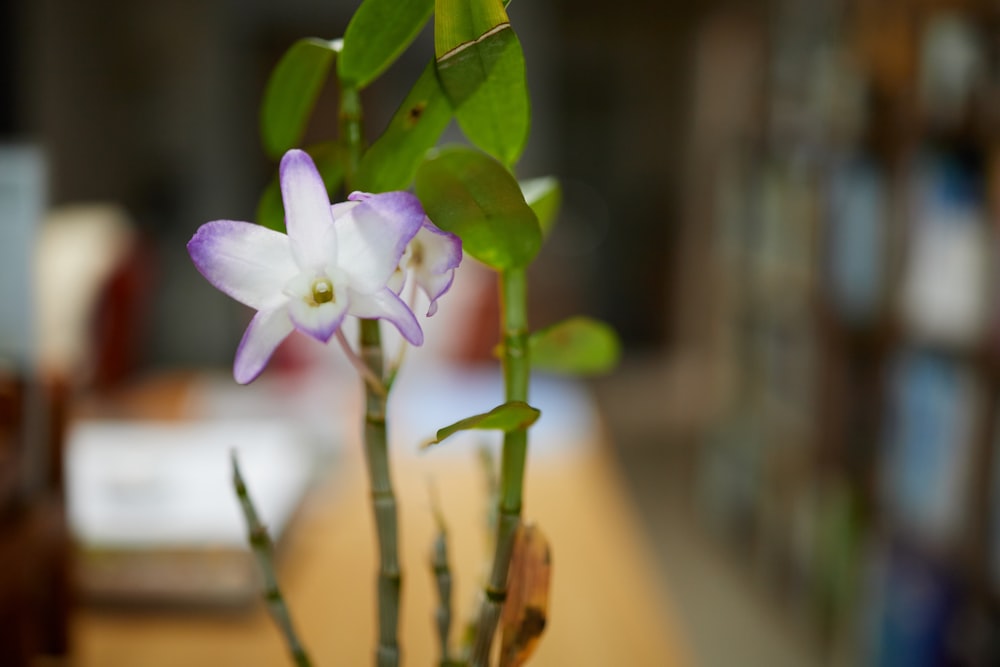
[66, 419, 316, 602]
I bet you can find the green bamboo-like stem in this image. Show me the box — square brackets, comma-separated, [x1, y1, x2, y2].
[341, 82, 403, 667]
[470, 268, 530, 666]
[431, 534, 452, 662]
[231, 453, 313, 667]
[340, 85, 364, 181]
[430, 489, 454, 667]
[360, 319, 403, 667]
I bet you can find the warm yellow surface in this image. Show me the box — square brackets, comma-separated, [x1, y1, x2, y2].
[71, 379, 693, 666]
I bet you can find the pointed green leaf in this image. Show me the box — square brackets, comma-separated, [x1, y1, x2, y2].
[260, 38, 341, 160]
[255, 142, 346, 232]
[435, 0, 530, 166]
[338, 0, 434, 89]
[423, 401, 541, 449]
[415, 146, 541, 269]
[520, 177, 561, 237]
[529, 317, 621, 376]
[356, 61, 453, 192]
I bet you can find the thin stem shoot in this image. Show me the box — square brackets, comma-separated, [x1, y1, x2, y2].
[231, 452, 313, 667]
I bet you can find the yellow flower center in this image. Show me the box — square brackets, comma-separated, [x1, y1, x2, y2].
[311, 278, 335, 305]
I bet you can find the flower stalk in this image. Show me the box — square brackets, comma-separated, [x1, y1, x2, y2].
[471, 267, 530, 666]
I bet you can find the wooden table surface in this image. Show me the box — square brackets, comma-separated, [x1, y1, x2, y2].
[69, 373, 694, 666]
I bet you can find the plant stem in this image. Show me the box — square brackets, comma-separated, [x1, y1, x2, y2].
[470, 268, 530, 666]
[341, 82, 402, 667]
[341, 85, 364, 182]
[231, 452, 313, 667]
[429, 484, 454, 666]
[361, 318, 403, 667]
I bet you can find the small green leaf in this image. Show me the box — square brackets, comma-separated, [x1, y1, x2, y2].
[356, 61, 453, 192]
[435, 0, 530, 166]
[415, 146, 541, 269]
[423, 401, 541, 449]
[255, 143, 346, 232]
[260, 38, 341, 160]
[529, 317, 621, 376]
[520, 177, 561, 238]
[339, 0, 434, 89]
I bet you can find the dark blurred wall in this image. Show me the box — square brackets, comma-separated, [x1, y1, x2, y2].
[0, 2, 20, 136]
[548, 0, 705, 349]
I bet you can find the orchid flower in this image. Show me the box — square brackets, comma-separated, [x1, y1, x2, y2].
[402, 217, 462, 316]
[373, 194, 462, 317]
[188, 149, 427, 384]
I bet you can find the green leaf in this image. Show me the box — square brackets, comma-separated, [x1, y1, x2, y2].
[356, 61, 453, 193]
[422, 401, 541, 449]
[450, 31, 530, 167]
[260, 38, 341, 160]
[338, 0, 435, 89]
[414, 146, 541, 269]
[434, 0, 509, 57]
[435, 0, 530, 166]
[255, 142, 347, 232]
[520, 177, 561, 238]
[529, 317, 621, 376]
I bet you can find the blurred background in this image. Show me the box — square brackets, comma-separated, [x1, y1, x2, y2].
[4, 0, 1000, 665]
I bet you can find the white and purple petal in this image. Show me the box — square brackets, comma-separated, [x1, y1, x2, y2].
[287, 298, 348, 343]
[330, 200, 361, 218]
[417, 218, 462, 273]
[417, 270, 455, 316]
[411, 219, 462, 316]
[387, 266, 406, 295]
[333, 191, 424, 293]
[348, 287, 424, 346]
[233, 306, 295, 384]
[279, 150, 337, 269]
[188, 220, 297, 310]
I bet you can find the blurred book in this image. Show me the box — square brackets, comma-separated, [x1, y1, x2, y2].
[66, 419, 316, 605]
[824, 155, 887, 327]
[880, 351, 979, 547]
[860, 543, 958, 667]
